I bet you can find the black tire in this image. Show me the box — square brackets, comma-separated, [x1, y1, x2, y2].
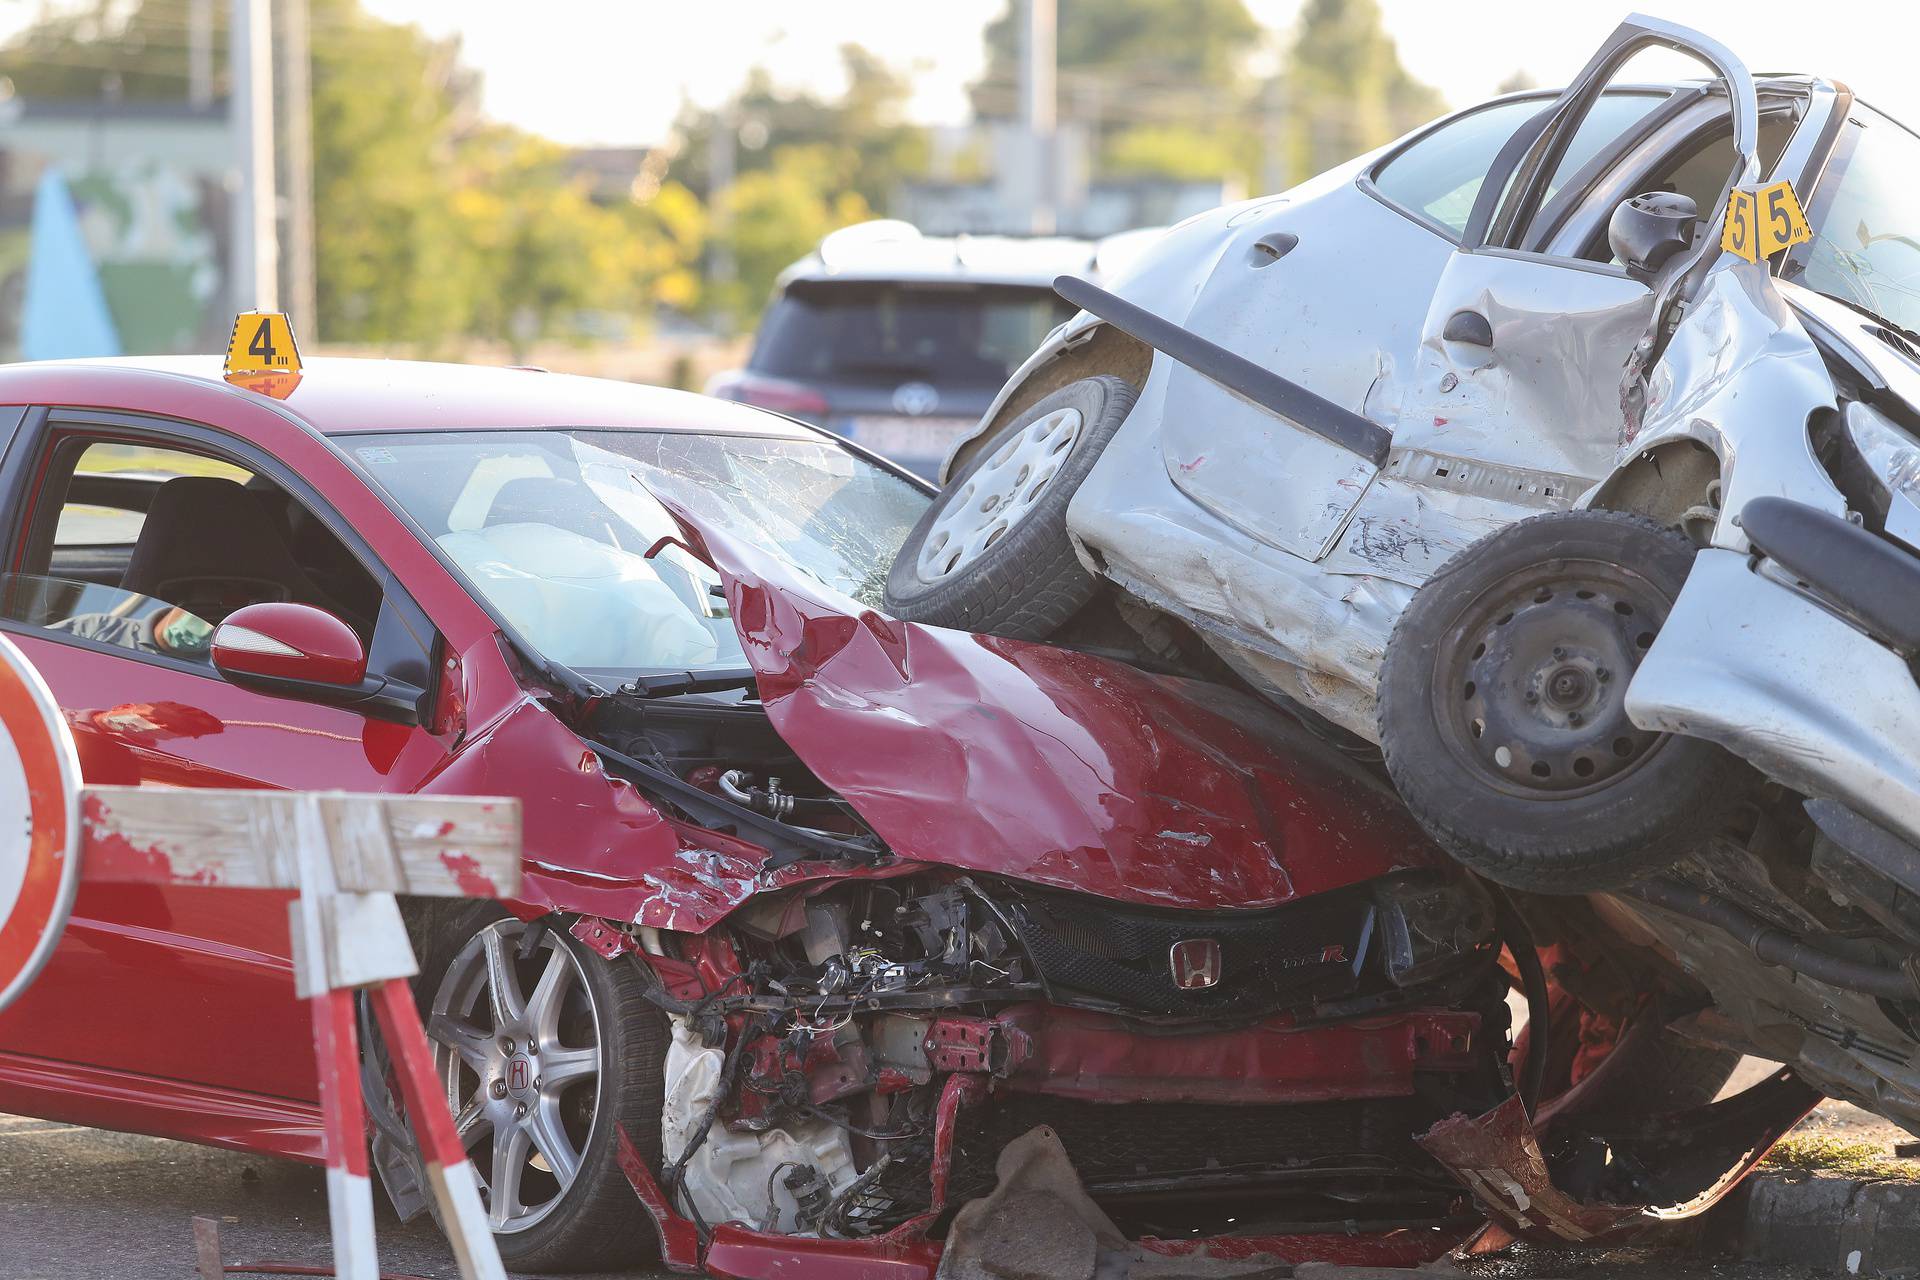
[884, 375, 1136, 639]
[414, 903, 669, 1273]
[1377, 510, 1754, 893]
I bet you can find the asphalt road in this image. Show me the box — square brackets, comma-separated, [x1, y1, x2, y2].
[0, 1115, 671, 1280]
[0, 1113, 1835, 1280]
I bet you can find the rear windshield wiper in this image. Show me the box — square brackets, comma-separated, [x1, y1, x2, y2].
[621, 668, 760, 699]
[830, 359, 938, 379]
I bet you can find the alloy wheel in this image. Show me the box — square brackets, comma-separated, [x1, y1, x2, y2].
[426, 919, 602, 1234]
[915, 407, 1083, 582]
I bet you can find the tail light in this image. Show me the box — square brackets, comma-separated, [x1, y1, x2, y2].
[707, 371, 828, 424]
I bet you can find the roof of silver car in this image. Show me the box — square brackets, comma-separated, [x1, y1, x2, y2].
[775, 219, 1158, 290]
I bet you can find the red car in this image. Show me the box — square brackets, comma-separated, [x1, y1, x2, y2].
[0, 357, 1762, 1277]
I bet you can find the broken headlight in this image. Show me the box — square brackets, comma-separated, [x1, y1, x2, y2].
[1838, 401, 1920, 552]
[1373, 873, 1495, 988]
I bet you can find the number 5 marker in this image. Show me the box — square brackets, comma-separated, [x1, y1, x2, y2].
[1722, 180, 1812, 264]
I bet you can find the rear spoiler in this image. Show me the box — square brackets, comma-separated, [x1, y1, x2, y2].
[1052, 274, 1393, 468]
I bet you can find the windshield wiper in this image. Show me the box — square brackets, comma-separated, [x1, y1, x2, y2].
[620, 667, 760, 699]
[1787, 259, 1920, 352]
[1808, 289, 1920, 351]
[832, 359, 938, 379]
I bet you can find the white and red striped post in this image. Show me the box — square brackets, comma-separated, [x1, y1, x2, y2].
[82, 786, 520, 1280]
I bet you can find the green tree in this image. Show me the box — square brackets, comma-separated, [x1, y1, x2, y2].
[972, 0, 1263, 125]
[1, 0, 709, 350]
[667, 46, 926, 210]
[0, 0, 227, 99]
[307, 0, 485, 345]
[1279, 0, 1445, 183]
[974, 0, 1264, 189]
[667, 45, 919, 323]
[704, 147, 870, 327]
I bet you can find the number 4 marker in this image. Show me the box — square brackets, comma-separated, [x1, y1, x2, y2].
[225, 310, 303, 378]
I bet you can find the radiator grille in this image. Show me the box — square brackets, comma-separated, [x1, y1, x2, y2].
[1002, 883, 1375, 1017]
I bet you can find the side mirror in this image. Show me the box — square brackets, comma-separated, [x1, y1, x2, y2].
[1608, 191, 1699, 280]
[213, 602, 367, 689]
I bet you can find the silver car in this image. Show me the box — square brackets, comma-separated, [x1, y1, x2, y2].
[708, 222, 1155, 479]
[889, 14, 1920, 1141]
[885, 17, 1865, 736]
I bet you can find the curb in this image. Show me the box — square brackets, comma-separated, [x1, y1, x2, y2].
[1729, 1171, 1920, 1276]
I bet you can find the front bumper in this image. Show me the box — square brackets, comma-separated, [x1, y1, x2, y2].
[700, 1218, 1472, 1279]
[622, 1006, 1484, 1278]
[1625, 548, 1920, 847]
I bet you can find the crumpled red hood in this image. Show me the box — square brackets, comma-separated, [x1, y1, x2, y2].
[684, 515, 1439, 912]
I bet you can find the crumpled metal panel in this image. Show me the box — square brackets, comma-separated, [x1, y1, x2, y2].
[1418, 1097, 1646, 1245]
[1397, 261, 1653, 484]
[1146, 170, 1451, 561]
[1627, 550, 1920, 859]
[1318, 464, 1569, 590]
[683, 511, 1440, 912]
[1624, 257, 1844, 550]
[422, 691, 853, 932]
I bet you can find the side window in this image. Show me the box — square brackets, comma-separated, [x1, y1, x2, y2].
[1373, 99, 1547, 235]
[1533, 91, 1669, 211]
[51, 442, 251, 568]
[6, 435, 384, 667]
[1568, 109, 1799, 264]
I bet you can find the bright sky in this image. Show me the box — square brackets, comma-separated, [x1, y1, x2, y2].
[2, 1, 1914, 146]
[355, 1, 1920, 147]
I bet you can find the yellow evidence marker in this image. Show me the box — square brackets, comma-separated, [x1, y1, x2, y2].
[225, 311, 303, 377]
[1721, 179, 1813, 265]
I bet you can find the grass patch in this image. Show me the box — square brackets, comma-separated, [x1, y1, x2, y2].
[1763, 1132, 1917, 1180]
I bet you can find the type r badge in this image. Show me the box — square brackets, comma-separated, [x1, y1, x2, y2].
[1169, 938, 1223, 990]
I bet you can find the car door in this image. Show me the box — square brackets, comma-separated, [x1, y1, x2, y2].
[1392, 17, 1765, 495]
[0, 410, 449, 1101]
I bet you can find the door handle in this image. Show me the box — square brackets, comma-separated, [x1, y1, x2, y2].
[1443, 309, 1494, 347]
[1248, 232, 1298, 267]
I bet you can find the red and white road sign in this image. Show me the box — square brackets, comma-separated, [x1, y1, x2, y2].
[0, 632, 82, 1014]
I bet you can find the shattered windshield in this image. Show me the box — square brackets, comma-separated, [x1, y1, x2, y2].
[347, 429, 927, 682]
[1792, 107, 1920, 339]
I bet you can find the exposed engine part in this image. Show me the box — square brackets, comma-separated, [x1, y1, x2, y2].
[661, 1016, 859, 1234]
[1631, 878, 1918, 1002]
[631, 869, 1509, 1241]
[718, 768, 840, 822]
[587, 682, 876, 867]
[770, 1162, 831, 1233]
[1679, 475, 1723, 544]
[1805, 799, 1920, 947]
[1374, 872, 1496, 989]
[821, 1154, 893, 1238]
[778, 882, 1030, 1004]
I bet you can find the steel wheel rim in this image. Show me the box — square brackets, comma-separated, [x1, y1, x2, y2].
[426, 919, 603, 1235]
[915, 407, 1083, 582]
[1429, 557, 1673, 801]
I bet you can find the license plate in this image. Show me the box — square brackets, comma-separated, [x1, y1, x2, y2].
[840, 415, 975, 461]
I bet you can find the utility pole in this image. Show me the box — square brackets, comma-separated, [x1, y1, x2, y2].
[230, 0, 278, 313]
[1018, 0, 1057, 234]
[278, 0, 318, 339]
[706, 112, 736, 315]
[187, 0, 213, 109]
[1262, 75, 1289, 197]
